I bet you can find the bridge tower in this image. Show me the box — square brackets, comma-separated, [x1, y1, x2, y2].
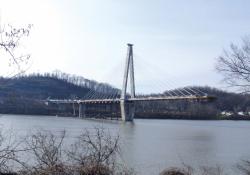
[120, 43, 135, 121]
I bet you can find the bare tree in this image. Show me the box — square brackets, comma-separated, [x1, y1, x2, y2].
[216, 36, 250, 93]
[67, 127, 120, 175]
[0, 23, 32, 76]
[0, 128, 134, 175]
[20, 130, 67, 175]
[0, 129, 25, 174]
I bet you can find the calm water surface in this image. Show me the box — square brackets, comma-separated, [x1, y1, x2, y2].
[0, 114, 250, 174]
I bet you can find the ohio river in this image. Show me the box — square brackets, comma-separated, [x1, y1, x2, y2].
[0, 114, 250, 175]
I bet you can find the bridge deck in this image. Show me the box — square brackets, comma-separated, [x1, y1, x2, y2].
[47, 95, 216, 104]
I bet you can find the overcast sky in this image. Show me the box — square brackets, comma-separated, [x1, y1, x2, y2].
[0, 0, 250, 92]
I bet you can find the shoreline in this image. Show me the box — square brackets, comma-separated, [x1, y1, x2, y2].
[1, 113, 250, 121]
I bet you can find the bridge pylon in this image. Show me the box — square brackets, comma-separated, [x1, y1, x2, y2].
[120, 43, 135, 121]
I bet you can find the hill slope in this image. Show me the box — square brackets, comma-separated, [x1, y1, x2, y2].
[0, 76, 90, 99]
[0, 73, 118, 115]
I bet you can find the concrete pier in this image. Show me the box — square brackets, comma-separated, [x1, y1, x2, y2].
[78, 103, 86, 118]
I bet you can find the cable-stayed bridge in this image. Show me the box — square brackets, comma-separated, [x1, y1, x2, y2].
[47, 44, 216, 121]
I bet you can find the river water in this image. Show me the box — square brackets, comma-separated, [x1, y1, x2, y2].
[0, 114, 250, 174]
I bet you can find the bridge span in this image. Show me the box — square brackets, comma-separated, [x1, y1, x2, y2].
[47, 44, 216, 121]
[48, 95, 215, 104]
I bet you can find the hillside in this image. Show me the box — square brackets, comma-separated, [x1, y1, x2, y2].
[0, 73, 118, 115]
[0, 71, 120, 99]
[0, 72, 249, 119]
[0, 76, 90, 100]
[195, 86, 250, 112]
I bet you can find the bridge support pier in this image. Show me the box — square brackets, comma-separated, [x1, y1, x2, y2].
[120, 43, 136, 122]
[120, 100, 135, 121]
[79, 103, 86, 118]
[73, 103, 76, 116]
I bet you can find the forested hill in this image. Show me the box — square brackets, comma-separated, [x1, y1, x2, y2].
[0, 72, 118, 100]
[0, 72, 249, 118]
[0, 76, 89, 99]
[0, 72, 119, 115]
[191, 86, 250, 112]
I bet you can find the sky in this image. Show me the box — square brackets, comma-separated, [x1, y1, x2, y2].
[0, 0, 250, 93]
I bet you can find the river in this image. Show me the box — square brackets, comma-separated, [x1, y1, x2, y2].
[0, 114, 250, 174]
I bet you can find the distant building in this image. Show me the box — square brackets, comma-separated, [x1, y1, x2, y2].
[221, 111, 233, 116]
[238, 111, 244, 116]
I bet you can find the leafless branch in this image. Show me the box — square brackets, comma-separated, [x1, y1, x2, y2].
[19, 130, 66, 175]
[0, 24, 32, 76]
[0, 128, 135, 175]
[216, 36, 250, 93]
[66, 127, 120, 174]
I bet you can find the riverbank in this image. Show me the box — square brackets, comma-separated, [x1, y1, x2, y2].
[136, 112, 250, 120]
[1, 112, 250, 120]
